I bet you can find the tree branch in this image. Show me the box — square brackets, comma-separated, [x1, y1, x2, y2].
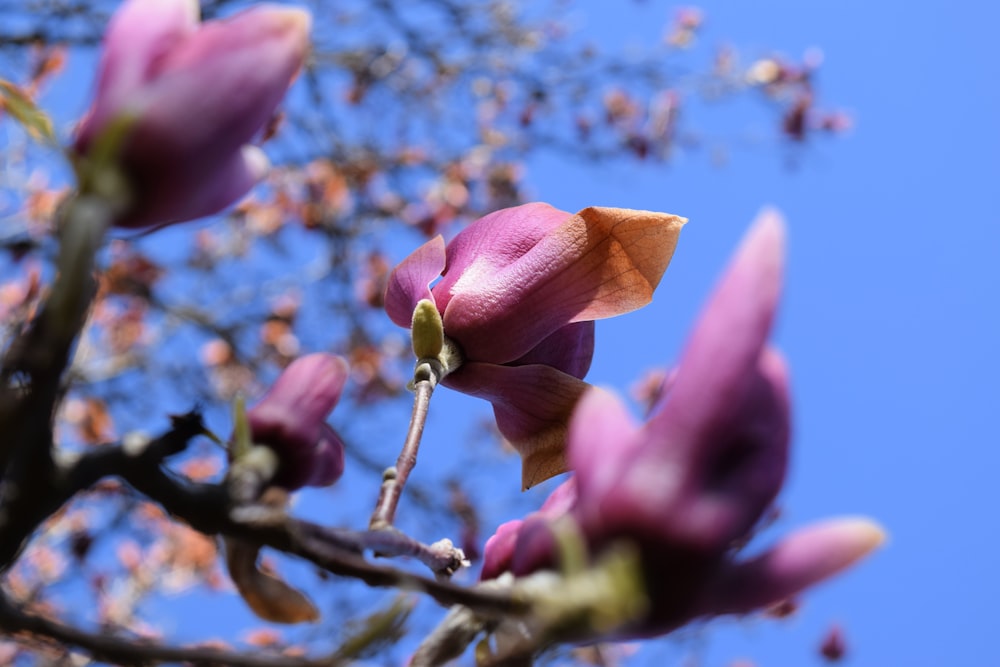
[58, 417, 524, 616]
[0, 592, 344, 667]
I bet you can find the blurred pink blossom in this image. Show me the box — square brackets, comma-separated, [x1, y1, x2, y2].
[482, 211, 883, 638]
[247, 353, 347, 490]
[74, 0, 310, 228]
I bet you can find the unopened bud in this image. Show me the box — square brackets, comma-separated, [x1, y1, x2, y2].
[411, 299, 444, 360]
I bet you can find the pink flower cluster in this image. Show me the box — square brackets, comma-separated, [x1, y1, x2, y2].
[70, 0, 880, 645]
[386, 203, 685, 487]
[480, 212, 883, 637]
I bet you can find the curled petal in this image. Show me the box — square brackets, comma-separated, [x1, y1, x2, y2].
[443, 207, 686, 363]
[433, 202, 571, 315]
[704, 518, 886, 615]
[510, 321, 595, 379]
[225, 537, 320, 624]
[385, 235, 446, 328]
[302, 423, 346, 487]
[443, 362, 591, 489]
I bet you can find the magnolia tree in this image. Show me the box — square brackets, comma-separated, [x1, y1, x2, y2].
[0, 0, 880, 665]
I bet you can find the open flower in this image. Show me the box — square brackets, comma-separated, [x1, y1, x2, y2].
[481, 211, 883, 638]
[247, 353, 347, 490]
[385, 202, 686, 487]
[73, 0, 311, 229]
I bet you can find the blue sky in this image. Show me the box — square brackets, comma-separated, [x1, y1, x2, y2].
[507, 1, 999, 664]
[3, 1, 997, 665]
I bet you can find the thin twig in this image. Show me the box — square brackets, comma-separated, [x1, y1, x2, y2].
[361, 528, 467, 576]
[369, 378, 435, 529]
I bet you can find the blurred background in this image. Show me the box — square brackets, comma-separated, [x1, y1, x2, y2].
[0, 0, 996, 665]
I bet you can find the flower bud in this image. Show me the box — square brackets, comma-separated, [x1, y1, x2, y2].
[246, 353, 347, 490]
[74, 0, 311, 229]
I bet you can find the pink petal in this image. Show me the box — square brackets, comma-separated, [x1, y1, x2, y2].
[248, 354, 349, 490]
[442, 362, 591, 489]
[538, 476, 578, 515]
[704, 518, 886, 615]
[443, 207, 685, 363]
[76, 3, 310, 229]
[304, 424, 346, 487]
[137, 6, 310, 162]
[385, 236, 445, 329]
[568, 387, 642, 502]
[653, 348, 791, 548]
[128, 7, 309, 177]
[481, 478, 577, 580]
[480, 519, 524, 581]
[384, 235, 446, 328]
[509, 321, 594, 379]
[432, 203, 570, 315]
[77, 0, 199, 147]
[648, 209, 785, 449]
[119, 145, 267, 229]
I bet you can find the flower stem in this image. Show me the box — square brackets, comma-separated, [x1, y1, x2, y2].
[369, 378, 435, 530]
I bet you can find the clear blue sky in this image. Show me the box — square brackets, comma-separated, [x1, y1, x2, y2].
[7, 1, 998, 665]
[508, 1, 999, 664]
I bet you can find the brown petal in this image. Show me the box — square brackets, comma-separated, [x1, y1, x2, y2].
[568, 207, 687, 321]
[443, 362, 591, 489]
[443, 206, 686, 364]
[225, 538, 319, 624]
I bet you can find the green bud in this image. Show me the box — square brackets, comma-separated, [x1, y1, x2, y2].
[231, 394, 251, 460]
[411, 299, 444, 360]
[551, 516, 588, 576]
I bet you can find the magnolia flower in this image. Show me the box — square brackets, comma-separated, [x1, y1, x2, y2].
[74, 0, 311, 228]
[385, 202, 686, 488]
[225, 353, 347, 626]
[481, 211, 883, 638]
[247, 353, 347, 490]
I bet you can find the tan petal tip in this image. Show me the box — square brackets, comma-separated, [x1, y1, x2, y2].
[839, 517, 888, 553]
[520, 448, 568, 491]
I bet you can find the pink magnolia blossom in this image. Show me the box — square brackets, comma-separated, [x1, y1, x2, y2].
[74, 0, 311, 229]
[481, 211, 883, 638]
[247, 353, 347, 490]
[385, 202, 685, 488]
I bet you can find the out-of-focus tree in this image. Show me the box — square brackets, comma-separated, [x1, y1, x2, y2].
[0, 1, 871, 666]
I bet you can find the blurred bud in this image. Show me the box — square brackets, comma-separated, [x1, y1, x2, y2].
[73, 0, 311, 229]
[820, 623, 848, 662]
[246, 353, 348, 490]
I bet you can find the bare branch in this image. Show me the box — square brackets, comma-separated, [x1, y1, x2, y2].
[0, 592, 344, 667]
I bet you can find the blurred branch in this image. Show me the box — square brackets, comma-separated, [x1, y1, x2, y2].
[0, 410, 205, 570]
[0, 591, 345, 667]
[56, 414, 519, 611]
[0, 194, 109, 571]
